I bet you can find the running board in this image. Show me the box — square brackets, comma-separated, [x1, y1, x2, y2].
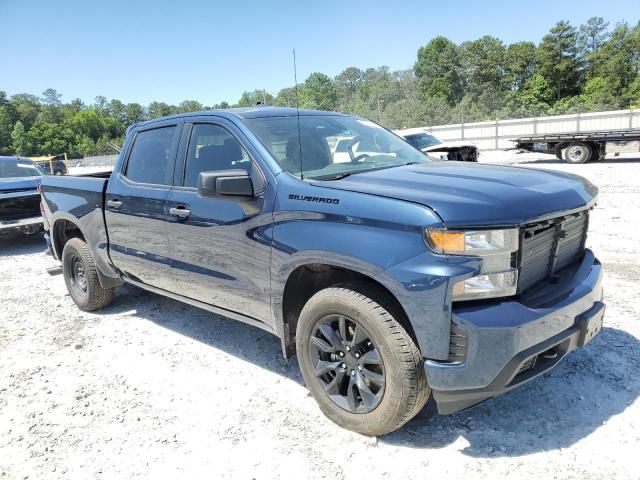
[124, 278, 276, 336]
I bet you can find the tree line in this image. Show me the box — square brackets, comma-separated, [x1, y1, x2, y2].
[1, 17, 639, 158]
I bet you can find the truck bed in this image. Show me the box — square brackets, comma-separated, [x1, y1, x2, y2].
[513, 128, 640, 143]
[40, 173, 112, 274]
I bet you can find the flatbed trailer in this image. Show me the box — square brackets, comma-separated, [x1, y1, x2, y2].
[512, 129, 640, 163]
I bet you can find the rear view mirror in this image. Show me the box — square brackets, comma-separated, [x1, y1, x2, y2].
[197, 170, 254, 198]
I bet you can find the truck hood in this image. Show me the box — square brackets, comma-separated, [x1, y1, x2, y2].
[316, 162, 597, 227]
[0, 176, 41, 193]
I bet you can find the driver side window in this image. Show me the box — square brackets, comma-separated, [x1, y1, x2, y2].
[183, 124, 252, 188]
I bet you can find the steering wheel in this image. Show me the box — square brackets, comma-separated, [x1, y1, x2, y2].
[351, 153, 370, 163]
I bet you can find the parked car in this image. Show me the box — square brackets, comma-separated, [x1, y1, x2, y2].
[0, 156, 44, 235]
[41, 107, 604, 435]
[29, 154, 69, 175]
[397, 128, 479, 161]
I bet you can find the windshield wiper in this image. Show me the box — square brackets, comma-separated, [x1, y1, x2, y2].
[317, 172, 353, 181]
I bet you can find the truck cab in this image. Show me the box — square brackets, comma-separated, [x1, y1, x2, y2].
[41, 107, 604, 435]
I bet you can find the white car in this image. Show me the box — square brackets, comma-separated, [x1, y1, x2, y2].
[396, 128, 479, 162]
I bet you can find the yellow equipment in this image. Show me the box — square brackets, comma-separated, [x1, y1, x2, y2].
[27, 153, 68, 175]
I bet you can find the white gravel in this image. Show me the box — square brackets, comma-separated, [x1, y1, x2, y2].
[1, 153, 639, 479]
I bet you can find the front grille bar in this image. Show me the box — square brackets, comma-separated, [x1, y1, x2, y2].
[517, 210, 590, 294]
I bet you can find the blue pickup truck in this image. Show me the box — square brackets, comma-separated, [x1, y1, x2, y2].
[41, 107, 605, 435]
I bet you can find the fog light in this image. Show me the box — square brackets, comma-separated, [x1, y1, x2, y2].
[453, 270, 518, 301]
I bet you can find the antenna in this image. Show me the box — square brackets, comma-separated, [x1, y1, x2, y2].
[293, 49, 303, 180]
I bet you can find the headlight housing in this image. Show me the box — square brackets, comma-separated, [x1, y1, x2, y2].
[425, 228, 519, 301]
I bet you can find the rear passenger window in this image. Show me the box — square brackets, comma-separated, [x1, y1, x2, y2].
[184, 124, 252, 188]
[125, 126, 177, 185]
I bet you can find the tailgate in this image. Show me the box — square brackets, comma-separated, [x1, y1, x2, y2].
[0, 190, 41, 222]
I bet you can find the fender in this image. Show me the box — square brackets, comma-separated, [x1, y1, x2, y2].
[269, 180, 463, 360]
[49, 210, 123, 287]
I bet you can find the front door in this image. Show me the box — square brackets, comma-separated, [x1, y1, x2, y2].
[165, 121, 274, 323]
[105, 123, 180, 291]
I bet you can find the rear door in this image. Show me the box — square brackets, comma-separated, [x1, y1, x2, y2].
[105, 123, 181, 290]
[165, 119, 275, 323]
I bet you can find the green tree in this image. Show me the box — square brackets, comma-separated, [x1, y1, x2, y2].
[147, 102, 175, 119]
[10, 94, 41, 130]
[0, 97, 16, 154]
[71, 109, 105, 141]
[236, 90, 274, 107]
[415, 36, 464, 105]
[624, 76, 640, 106]
[11, 121, 31, 155]
[505, 41, 537, 91]
[125, 103, 146, 124]
[580, 76, 619, 110]
[300, 73, 337, 111]
[597, 22, 639, 97]
[518, 73, 553, 114]
[537, 21, 582, 101]
[41, 88, 62, 107]
[335, 67, 363, 111]
[274, 87, 297, 107]
[579, 17, 610, 79]
[178, 100, 204, 112]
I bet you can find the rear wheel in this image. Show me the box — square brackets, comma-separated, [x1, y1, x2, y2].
[62, 237, 114, 311]
[296, 285, 429, 435]
[563, 142, 593, 164]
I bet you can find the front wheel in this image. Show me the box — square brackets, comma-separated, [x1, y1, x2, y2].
[62, 237, 114, 311]
[296, 286, 429, 435]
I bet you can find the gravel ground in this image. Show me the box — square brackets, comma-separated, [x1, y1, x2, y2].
[1, 153, 639, 479]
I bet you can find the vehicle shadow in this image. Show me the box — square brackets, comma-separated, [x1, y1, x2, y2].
[97, 284, 304, 385]
[383, 326, 640, 457]
[0, 232, 47, 257]
[93, 285, 638, 457]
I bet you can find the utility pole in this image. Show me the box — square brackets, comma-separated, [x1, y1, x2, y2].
[377, 97, 382, 124]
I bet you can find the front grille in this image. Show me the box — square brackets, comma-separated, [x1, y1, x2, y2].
[518, 210, 589, 293]
[0, 194, 41, 221]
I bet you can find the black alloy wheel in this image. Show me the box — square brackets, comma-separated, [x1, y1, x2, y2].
[308, 314, 385, 413]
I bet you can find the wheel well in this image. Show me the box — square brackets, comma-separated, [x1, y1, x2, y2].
[52, 219, 85, 258]
[281, 264, 416, 355]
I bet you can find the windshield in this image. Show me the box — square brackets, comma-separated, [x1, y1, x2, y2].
[245, 115, 428, 180]
[0, 160, 43, 178]
[406, 133, 442, 149]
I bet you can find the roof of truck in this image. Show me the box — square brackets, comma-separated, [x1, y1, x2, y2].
[130, 106, 347, 132]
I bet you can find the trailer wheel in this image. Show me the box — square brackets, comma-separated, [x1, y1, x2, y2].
[554, 144, 564, 160]
[563, 142, 593, 164]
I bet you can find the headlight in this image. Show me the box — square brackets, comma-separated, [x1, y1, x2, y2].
[425, 228, 519, 301]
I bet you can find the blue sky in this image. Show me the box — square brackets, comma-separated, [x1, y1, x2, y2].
[1, 0, 637, 106]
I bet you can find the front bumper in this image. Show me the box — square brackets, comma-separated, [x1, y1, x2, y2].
[0, 215, 43, 231]
[427, 249, 604, 414]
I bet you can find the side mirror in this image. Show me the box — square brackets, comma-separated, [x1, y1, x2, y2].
[197, 169, 254, 198]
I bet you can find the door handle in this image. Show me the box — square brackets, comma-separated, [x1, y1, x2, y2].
[106, 199, 122, 209]
[169, 206, 191, 219]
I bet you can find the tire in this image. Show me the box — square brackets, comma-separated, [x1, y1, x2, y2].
[296, 285, 430, 436]
[563, 142, 593, 164]
[62, 237, 114, 311]
[554, 144, 564, 160]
